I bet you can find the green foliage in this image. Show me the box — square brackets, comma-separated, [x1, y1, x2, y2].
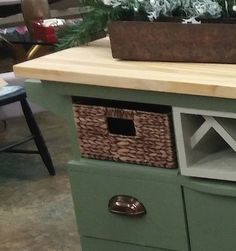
[56, 0, 236, 50]
[80, 0, 103, 6]
[56, 4, 110, 50]
[56, 1, 147, 50]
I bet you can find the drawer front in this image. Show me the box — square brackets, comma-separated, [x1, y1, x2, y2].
[184, 187, 236, 251]
[81, 236, 177, 251]
[69, 163, 188, 251]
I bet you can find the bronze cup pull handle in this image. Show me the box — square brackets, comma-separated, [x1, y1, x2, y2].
[108, 195, 146, 217]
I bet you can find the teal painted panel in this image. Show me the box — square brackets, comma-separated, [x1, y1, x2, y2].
[181, 176, 236, 197]
[184, 186, 236, 251]
[69, 162, 189, 251]
[42, 81, 236, 113]
[81, 236, 176, 251]
[69, 159, 179, 183]
[25, 80, 81, 160]
[25, 80, 72, 119]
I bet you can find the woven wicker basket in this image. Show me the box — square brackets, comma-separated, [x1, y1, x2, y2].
[73, 101, 176, 168]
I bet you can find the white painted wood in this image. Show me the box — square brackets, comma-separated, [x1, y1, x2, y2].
[173, 107, 236, 181]
[174, 107, 236, 119]
[216, 117, 236, 141]
[190, 115, 236, 152]
[190, 120, 211, 149]
[205, 116, 236, 152]
[173, 108, 189, 172]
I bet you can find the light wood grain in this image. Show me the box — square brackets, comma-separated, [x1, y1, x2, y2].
[0, 78, 8, 88]
[14, 37, 236, 99]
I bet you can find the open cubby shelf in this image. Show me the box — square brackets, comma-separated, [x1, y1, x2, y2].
[173, 107, 236, 181]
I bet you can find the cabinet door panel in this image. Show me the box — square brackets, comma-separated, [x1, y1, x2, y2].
[184, 187, 236, 251]
[69, 162, 188, 251]
[81, 237, 176, 251]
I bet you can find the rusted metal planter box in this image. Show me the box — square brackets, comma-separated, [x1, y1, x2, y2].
[108, 21, 236, 63]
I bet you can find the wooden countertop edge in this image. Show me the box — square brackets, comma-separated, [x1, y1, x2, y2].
[14, 64, 236, 99]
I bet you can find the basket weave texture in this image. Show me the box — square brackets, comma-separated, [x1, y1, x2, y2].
[73, 104, 176, 168]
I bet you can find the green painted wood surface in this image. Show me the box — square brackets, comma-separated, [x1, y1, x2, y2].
[69, 159, 179, 183]
[24, 79, 236, 251]
[26, 80, 236, 114]
[184, 186, 236, 251]
[25, 80, 81, 160]
[81, 237, 176, 251]
[69, 160, 189, 251]
[181, 176, 236, 197]
[25, 79, 236, 163]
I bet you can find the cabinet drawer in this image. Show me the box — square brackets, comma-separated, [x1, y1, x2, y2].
[183, 178, 236, 251]
[69, 161, 188, 251]
[81, 236, 177, 251]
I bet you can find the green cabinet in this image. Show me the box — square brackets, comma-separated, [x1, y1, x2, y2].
[69, 160, 189, 251]
[183, 178, 236, 251]
[24, 80, 236, 251]
[81, 237, 177, 251]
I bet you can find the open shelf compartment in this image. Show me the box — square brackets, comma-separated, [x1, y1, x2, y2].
[173, 107, 236, 181]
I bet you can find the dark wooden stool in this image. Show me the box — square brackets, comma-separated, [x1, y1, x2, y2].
[0, 85, 55, 176]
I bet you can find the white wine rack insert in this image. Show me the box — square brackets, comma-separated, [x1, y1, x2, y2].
[173, 107, 236, 181]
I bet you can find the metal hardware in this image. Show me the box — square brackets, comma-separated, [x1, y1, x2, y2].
[108, 195, 146, 217]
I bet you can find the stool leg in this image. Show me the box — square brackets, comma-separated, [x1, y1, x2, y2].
[20, 98, 56, 176]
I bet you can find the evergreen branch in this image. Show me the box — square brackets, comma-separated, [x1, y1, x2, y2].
[56, 3, 138, 50]
[80, 0, 104, 7]
[56, 4, 112, 50]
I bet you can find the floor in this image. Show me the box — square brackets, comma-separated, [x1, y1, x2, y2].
[0, 111, 81, 251]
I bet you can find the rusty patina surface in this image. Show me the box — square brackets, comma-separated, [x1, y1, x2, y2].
[108, 21, 236, 63]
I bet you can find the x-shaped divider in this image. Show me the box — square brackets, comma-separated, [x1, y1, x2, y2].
[190, 116, 236, 152]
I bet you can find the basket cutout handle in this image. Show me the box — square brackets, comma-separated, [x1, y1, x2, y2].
[107, 117, 136, 136]
[106, 107, 136, 137]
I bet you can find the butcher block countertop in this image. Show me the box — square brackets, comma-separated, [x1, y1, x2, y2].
[14, 37, 236, 99]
